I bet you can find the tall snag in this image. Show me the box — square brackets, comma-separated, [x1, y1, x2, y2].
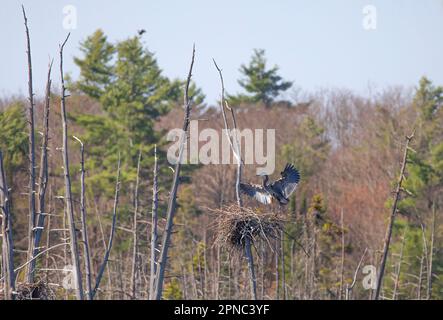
[59, 33, 84, 300]
[213, 60, 257, 300]
[91, 155, 120, 299]
[73, 136, 93, 300]
[28, 60, 53, 283]
[152, 46, 195, 300]
[131, 150, 142, 299]
[22, 6, 37, 283]
[0, 151, 16, 299]
[374, 130, 415, 300]
[149, 145, 159, 299]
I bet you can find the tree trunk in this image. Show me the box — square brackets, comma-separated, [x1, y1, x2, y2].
[244, 236, 257, 300]
[59, 33, 84, 300]
[427, 202, 436, 300]
[392, 227, 406, 300]
[130, 150, 142, 299]
[374, 130, 414, 300]
[74, 137, 93, 300]
[149, 145, 159, 299]
[0, 151, 15, 299]
[28, 60, 52, 283]
[91, 155, 120, 299]
[22, 6, 37, 283]
[153, 46, 195, 300]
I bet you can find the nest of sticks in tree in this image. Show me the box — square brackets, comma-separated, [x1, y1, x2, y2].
[15, 281, 56, 300]
[211, 205, 285, 252]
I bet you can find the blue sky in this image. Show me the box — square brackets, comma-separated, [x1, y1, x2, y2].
[1, 0, 443, 104]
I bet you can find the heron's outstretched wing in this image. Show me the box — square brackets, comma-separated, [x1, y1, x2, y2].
[271, 164, 300, 198]
[240, 183, 272, 205]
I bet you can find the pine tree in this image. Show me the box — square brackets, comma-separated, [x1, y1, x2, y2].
[392, 77, 443, 299]
[0, 102, 28, 175]
[230, 49, 292, 107]
[73, 29, 114, 99]
[73, 31, 203, 192]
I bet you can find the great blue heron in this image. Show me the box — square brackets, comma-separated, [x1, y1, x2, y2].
[240, 164, 300, 205]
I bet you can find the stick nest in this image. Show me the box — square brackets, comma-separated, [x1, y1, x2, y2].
[15, 281, 56, 300]
[211, 205, 285, 251]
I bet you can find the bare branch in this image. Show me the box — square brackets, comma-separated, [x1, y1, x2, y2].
[0, 151, 15, 299]
[374, 129, 415, 300]
[91, 154, 121, 299]
[74, 136, 93, 300]
[153, 45, 195, 300]
[22, 5, 38, 282]
[149, 145, 159, 299]
[28, 59, 53, 283]
[130, 149, 142, 299]
[59, 32, 84, 300]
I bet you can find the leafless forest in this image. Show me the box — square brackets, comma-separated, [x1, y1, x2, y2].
[0, 7, 441, 300]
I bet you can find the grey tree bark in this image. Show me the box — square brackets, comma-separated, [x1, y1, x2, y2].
[427, 202, 436, 299]
[392, 227, 406, 300]
[149, 145, 159, 299]
[91, 155, 120, 299]
[374, 130, 414, 300]
[213, 59, 258, 300]
[59, 33, 84, 300]
[153, 46, 195, 300]
[130, 150, 142, 299]
[28, 60, 53, 283]
[73, 136, 93, 300]
[0, 151, 15, 299]
[22, 6, 37, 283]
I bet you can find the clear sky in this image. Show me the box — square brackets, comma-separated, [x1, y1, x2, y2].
[1, 0, 443, 104]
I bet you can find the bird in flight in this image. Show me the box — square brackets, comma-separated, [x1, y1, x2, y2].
[240, 164, 300, 205]
[137, 29, 146, 36]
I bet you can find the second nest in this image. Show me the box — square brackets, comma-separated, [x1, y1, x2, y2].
[212, 205, 285, 251]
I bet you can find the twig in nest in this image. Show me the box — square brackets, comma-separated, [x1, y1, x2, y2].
[15, 280, 56, 300]
[211, 205, 285, 252]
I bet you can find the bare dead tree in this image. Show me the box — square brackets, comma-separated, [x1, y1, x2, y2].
[275, 240, 279, 300]
[59, 33, 84, 300]
[280, 230, 286, 300]
[427, 202, 436, 300]
[91, 154, 120, 299]
[44, 186, 53, 281]
[290, 240, 296, 299]
[213, 60, 257, 300]
[0, 151, 15, 299]
[212, 60, 242, 208]
[392, 227, 407, 300]
[345, 248, 367, 300]
[152, 45, 195, 300]
[417, 250, 424, 299]
[339, 209, 345, 299]
[130, 150, 142, 299]
[92, 196, 114, 299]
[149, 145, 159, 299]
[260, 241, 265, 299]
[28, 60, 53, 283]
[73, 136, 93, 300]
[374, 130, 414, 300]
[244, 236, 257, 299]
[22, 6, 38, 282]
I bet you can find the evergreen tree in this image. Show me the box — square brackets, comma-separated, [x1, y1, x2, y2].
[73, 29, 114, 99]
[0, 102, 28, 175]
[230, 49, 292, 107]
[73, 31, 204, 192]
[391, 77, 443, 299]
